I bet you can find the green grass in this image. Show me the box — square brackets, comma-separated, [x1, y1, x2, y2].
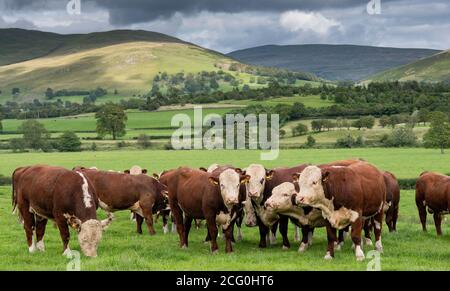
[218, 94, 334, 108]
[1, 147, 450, 270]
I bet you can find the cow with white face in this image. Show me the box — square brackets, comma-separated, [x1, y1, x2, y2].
[244, 163, 309, 249]
[294, 162, 386, 261]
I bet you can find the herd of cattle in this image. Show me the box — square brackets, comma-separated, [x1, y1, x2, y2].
[10, 160, 449, 261]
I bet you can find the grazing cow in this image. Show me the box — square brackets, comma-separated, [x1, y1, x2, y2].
[74, 167, 168, 235]
[416, 172, 450, 236]
[383, 171, 401, 232]
[265, 182, 351, 253]
[12, 166, 113, 257]
[244, 164, 307, 249]
[294, 161, 386, 261]
[161, 167, 249, 253]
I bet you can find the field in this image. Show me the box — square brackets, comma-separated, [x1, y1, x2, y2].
[0, 148, 449, 270]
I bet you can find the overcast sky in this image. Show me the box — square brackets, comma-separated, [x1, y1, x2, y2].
[0, 0, 449, 53]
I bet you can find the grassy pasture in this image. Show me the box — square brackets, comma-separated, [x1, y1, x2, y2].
[0, 148, 450, 270]
[218, 94, 334, 108]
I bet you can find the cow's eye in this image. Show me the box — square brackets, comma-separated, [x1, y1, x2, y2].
[312, 181, 317, 185]
[260, 178, 264, 184]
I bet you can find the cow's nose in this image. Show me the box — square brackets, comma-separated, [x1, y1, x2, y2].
[265, 201, 273, 208]
[248, 192, 258, 197]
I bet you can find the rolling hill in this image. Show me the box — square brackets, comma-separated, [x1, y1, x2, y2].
[228, 44, 440, 81]
[1, 29, 318, 100]
[366, 49, 450, 83]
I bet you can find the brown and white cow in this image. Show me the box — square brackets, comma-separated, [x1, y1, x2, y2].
[12, 166, 113, 257]
[160, 167, 249, 253]
[416, 172, 450, 236]
[74, 167, 168, 235]
[294, 161, 386, 261]
[243, 163, 307, 249]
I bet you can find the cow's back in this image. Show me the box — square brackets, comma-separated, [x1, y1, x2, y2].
[417, 172, 450, 212]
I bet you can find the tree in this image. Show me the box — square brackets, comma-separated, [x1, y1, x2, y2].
[10, 138, 26, 152]
[305, 135, 316, 148]
[311, 120, 324, 132]
[379, 115, 390, 128]
[352, 119, 363, 130]
[279, 129, 286, 139]
[137, 134, 152, 149]
[45, 88, 54, 99]
[12, 87, 20, 96]
[418, 108, 430, 125]
[423, 112, 450, 154]
[91, 142, 98, 151]
[58, 131, 81, 152]
[18, 120, 50, 150]
[389, 115, 401, 128]
[360, 116, 375, 129]
[292, 123, 308, 136]
[383, 127, 417, 147]
[289, 102, 306, 120]
[95, 103, 128, 140]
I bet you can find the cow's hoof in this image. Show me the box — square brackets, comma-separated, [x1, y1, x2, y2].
[375, 240, 383, 253]
[62, 248, 72, 257]
[364, 238, 373, 246]
[28, 245, 37, 254]
[298, 243, 308, 253]
[324, 252, 333, 260]
[282, 245, 289, 250]
[211, 250, 219, 255]
[237, 235, 243, 242]
[181, 244, 188, 250]
[356, 255, 365, 262]
[36, 241, 45, 252]
[334, 242, 343, 251]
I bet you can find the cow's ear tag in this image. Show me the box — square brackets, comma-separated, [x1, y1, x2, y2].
[209, 177, 219, 185]
[240, 175, 250, 184]
[152, 173, 160, 179]
[266, 170, 274, 181]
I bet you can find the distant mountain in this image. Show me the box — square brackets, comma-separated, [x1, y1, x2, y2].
[228, 44, 440, 81]
[0, 29, 236, 97]
[366, 49, 450, 83]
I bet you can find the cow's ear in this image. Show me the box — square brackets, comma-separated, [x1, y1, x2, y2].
[240, 174, 251, 184]
[292, 173, 300, 182]
[209, 177, 219, 185]
[64, 214, 82, 232]
[124, 170, 130, 174]
[152, 173, 160, 179]
[142, 169, 148, 174]
[266, 169, 274, 180]
[199, 167, 208, 172]
[234, 168, 243, 174]
[322, 171, 330, 182]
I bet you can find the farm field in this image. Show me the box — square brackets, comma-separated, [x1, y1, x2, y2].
[0, 148, 450, 270]
[218, 94, 334, 108]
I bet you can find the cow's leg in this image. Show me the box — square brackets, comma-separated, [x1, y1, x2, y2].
[170, 201, 186, 248]
[351, 217, 365, 261]
[35, 217, 48, 252]
[294, 225, 300, 242]
[433, 213, 443, 236]
[416, 196, 427, 232]
[236, 211, 243, 242]
[184, 216, 193, 247]
[269, 221, 278, 245]
[55, 216, 71, 256]
[257, 218, 269, 248]
[279, 216, 290, 249]
[392, 206, 399, 232]
[244, 197, 257, 227]
[373, 212, 384, 253]
[141, 207, 156, 235]
[298, 225, 311, 252]
[385, 206, 394, 232]
[20, 206, 36, 253]
[206, 216, 219, 254]
[135, 214, 144, 234]
[171, 214, 177, 233]
[162, 213, 169, 234]
[324, 222, 337, 259]
[363, 219, 373, 246]
[195, 219, 202, 229]
[223, 224, 234, 253]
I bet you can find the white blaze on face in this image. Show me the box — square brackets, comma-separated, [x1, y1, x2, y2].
[245, 164, 266, 199]
[76, 172, 92, 208]
[266, 182, 297, 212]
[218, 169, 241, 207]
[296, 166, 325, 206]
[78, 219, 103, 257]
[207, 164, 220, 173]
[130, 165, 143, 175]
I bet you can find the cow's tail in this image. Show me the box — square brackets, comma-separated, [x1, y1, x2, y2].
[11, 168, 18, 215]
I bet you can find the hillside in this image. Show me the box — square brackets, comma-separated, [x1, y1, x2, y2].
[228, 44, 440, 81]
[366, 49, 450, 83]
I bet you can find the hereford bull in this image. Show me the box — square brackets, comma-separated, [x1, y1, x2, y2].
[74, 167, 168, 235]
[294, 161, 386, 261]
[416, 172, 450, 236]
[383, 171, 400, 232]
[160, 167, 249, 253]
[12, 165, 113, 257]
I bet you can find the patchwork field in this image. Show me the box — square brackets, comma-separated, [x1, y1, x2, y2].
[0, 148, 449, 270]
